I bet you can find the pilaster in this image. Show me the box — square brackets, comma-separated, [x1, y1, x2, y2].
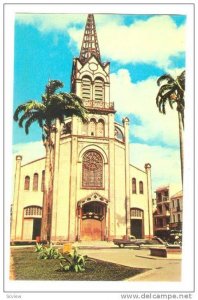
[145, 163, 153, 238]
[123, 117, 131, 236]
[11, 155, 22, 241]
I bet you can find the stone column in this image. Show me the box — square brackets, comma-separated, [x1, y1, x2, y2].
[145, 163, 153, 238]
[11, 155, 22, 241]
[108, 113, 115, 240]
[51, 119, 61, 241]
[123, 117, 131, 236]
[68, 116, 78, 241]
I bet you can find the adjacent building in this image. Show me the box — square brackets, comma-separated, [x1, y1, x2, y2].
[169, 190, 183, 231]
[153, 185, 182, 239]
[11, 14, 153, 243]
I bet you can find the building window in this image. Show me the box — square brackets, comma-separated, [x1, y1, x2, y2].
[41, 170, 45, 192]
[88, 118, 96, 136]
[115, 127, 124, 142]
[139, 181, 144, 194]
[97, 119, 105, 137]
[33, 173, 38, 191]
[94, 77, 104, 101]
[24, 176, 30, 190]
[82, 151, 103, 188]
[24, 206, 42, 217]
[130, 208, 143, 218]
[132, 178, 136, 194]
[178, 214, 181, 223]
[81, 120, 88, 135]
[82, 76, 92, 100]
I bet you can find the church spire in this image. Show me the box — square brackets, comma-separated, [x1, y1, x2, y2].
[79, 14, 101, 63]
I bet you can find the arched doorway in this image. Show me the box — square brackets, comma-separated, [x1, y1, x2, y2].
[23, 206, 42, 240]
[130, 208, 144, 239]
[77, 194, 108, 241]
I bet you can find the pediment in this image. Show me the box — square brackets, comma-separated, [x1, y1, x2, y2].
[78, 193, 109, 206]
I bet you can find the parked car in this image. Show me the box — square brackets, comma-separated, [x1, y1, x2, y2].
[113, 235, 165, 248]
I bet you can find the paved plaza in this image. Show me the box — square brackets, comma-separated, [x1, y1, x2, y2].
[75, 242, 182, 281]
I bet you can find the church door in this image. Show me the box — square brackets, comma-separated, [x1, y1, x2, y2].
[80, 201, 106, 241]
[130, 208, 144, 239]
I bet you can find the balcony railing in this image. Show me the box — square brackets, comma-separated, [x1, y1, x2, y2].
[83, 100, 114, 110]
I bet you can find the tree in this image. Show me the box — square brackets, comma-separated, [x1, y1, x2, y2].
[156, 70, 185, 184]
[13, 80, 88, 241]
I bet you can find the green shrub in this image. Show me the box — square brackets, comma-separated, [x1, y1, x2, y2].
[34, 243, 44, 253]
[60, 247, 89, 272]
[38, 245, 63, 260]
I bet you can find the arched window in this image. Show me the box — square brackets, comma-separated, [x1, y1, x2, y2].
[24, 206, 42, 217]
[24, 176, 30, 190]
[132, 178, 136, 194]
[94, 77, 104, 101]
[33, 173, 38, 191]
[41, 170, 45, 192]
[97, 119, 105, 137]
[130, 208, 143, 218]
[82, 151, 103, 188]
[88, 118, 96, 136]
[115, 127, 124, 142]
[139, 181, 144, 194]
[81, 120, 88, 136]
[82, 76, 92, 100]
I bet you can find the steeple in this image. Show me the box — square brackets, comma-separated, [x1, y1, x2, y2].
[79, 14, 101, 63]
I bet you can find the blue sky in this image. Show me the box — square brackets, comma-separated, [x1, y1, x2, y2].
[13, 13, 186, 189]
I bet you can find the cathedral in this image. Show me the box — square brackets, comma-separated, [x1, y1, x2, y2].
[11, 14, 153, 243]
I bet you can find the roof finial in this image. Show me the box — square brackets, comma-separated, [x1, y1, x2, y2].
[79, 14, 101, 63]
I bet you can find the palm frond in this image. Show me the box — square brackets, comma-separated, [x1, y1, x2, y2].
[24, 114, 43, 134]
[157, 74, 174, 86]
[45, 80, 64, 96]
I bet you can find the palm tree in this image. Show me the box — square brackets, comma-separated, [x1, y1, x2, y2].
[14, 80, 88, 241]
[156, 70, 185, 184]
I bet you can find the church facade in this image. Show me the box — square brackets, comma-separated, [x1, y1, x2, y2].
[11, 14, 153, 243]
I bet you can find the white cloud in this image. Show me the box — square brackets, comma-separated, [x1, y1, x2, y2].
[130, 143, 181, 193]
[69, 15, 185, 68]
[111, 68, 182, 147]
[13, 141, 45, 165]
[15, 13, 87, 32]
[16, 14, 185, 68]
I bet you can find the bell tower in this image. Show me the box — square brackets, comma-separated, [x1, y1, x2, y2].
[71, 14, 114, 113]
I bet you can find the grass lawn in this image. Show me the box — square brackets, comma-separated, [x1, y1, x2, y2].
[11, 247, 148, 281]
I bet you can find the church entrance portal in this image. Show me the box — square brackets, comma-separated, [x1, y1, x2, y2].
[78, 196, 108, 241]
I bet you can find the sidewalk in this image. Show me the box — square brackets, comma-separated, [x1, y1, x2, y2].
[76, 244, 182, 282]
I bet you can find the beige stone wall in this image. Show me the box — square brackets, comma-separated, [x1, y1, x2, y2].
[129, 165, 152, 238]
[114, 142, 127, 237]
[51, 139, 71, 240]
[12, 158, 45, 240]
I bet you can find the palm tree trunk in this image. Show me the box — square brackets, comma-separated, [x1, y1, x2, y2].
[178, 112, 184, 186]
[41, 139, 53, 242]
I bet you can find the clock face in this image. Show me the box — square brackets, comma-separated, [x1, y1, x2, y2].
[89, 63, 98, 71]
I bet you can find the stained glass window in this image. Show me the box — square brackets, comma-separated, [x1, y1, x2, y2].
[82, 151, 103, 188]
